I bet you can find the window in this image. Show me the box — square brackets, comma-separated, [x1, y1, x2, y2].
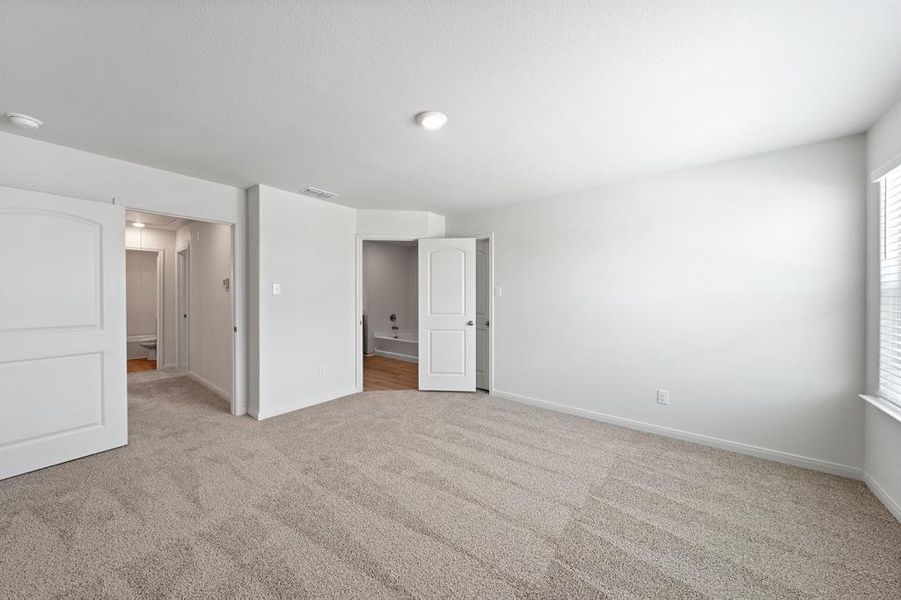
[878, 163, 901, 407]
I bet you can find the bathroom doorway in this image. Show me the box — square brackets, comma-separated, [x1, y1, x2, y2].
[125, 248, 162, 372]
[361, 240, 419, 390]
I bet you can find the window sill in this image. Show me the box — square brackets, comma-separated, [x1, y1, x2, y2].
[860, 394, 901, 424]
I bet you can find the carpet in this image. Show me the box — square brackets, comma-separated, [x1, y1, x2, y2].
[1, 373, 899, 598]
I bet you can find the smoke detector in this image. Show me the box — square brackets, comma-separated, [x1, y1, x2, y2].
[6, 112, 43, 130]
[300, 186, 339, 200]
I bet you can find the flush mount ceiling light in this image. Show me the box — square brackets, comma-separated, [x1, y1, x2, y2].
[415, 111, 448, 131]
[131, 222, 146, 228]
[6, 112, 43, 130]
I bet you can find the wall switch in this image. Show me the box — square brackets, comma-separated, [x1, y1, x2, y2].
[494, 286, 503, 298]
[656, 389, 670, 406]
[319, 367, 326, 378]
[272, 283, 281, 296]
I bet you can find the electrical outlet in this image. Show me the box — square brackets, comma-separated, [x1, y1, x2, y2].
[656, 389, 670, 406]
[319, 367, 326, 379]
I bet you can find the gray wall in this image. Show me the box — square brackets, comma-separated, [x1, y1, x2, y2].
[449, 136, 866, 472]
[363, 241, 418, 350]
[176, 220, 234, 399]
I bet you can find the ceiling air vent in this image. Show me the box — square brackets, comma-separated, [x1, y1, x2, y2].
[300, 186, 339, 200]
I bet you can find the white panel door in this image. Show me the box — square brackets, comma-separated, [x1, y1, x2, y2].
[418, 238, 476, 391]
[476, 239, 490, 390]
[0, 187, 127, 479]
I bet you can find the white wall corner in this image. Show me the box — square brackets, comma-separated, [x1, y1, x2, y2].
[864, 472, 901, 522]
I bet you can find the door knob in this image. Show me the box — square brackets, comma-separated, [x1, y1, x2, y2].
[466, 320, 474, 326]
[484, 320, 489, 326]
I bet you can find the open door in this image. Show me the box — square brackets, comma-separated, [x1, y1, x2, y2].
[418, 238, 476, 391]
[0, 187, 127, 479]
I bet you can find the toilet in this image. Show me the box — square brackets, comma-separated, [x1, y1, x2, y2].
[140, 340, 157, 361]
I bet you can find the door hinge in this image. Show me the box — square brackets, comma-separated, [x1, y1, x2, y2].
[234, 326, 237, 333]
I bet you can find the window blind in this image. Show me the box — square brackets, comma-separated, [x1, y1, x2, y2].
[879, 163, 901, 407]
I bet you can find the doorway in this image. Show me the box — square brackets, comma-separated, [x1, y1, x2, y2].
[125, 248, 162, 373]
[355, 233, 494, 394]
[361, 239, 419, 391]
[125, 210, 236, 412]
[177, 248, 190, 369]
[476, 237, 491, 391]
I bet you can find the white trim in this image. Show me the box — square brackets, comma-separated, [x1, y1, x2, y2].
[864, 472, 901, 523]
[374, 349, 418, 363]
[255, 387, 358, 420]
[186, 371, 230, 404]
[870, 152, 901, 182]
[860, 394, 901, 424]
[492, 389, 863, 480]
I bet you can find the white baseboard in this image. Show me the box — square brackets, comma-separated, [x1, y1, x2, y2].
[161, 362, 177, 370]
[492, 389, 863, 480]
[374, 349, 418, 364]
[187, 371, 231, 405]
[864, 472, 901, 522]
[255, 387, 358, 420]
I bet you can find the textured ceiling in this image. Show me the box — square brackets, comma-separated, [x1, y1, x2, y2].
[1, 1, 899, 214]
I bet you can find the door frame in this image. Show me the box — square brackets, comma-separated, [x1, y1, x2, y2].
[355, 233, 418, 392]
[124, 247, 165, 368]
[472, 233, 495, 394]
[117, 199, 244, 416]
[176, 247, 190, 370]
[354, 232, 495, 394]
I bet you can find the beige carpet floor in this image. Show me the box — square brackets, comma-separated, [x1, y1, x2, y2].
[1, 373, 899, 599]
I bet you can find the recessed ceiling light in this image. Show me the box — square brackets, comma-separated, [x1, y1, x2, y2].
[416, 111, 448, 131]
[132, 222, 146, 228]
[6, 112, 43, 130]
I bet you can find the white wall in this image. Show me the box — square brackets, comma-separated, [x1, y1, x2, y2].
[356, 209, 446, 237]
[363, 242, 418, 349]
[125, 249, 158, 337]
[0, 132, 247, 414]
[125, 227, 176, 365]
[248, 184, 357, 419]
[176, 220, 233, 399]
[864, 99, 901, 520]
[449, 136, 867, 475]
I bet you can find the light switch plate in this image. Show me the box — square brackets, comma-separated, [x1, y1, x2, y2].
[272, 283, 281, 296]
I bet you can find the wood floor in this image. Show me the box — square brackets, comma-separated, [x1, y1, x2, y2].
[364, 355, 417, 391]
[127, 358, 157, 373]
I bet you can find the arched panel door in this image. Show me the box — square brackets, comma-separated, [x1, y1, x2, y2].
[0, 187, 126, 479]
[418, 238, 476, 391]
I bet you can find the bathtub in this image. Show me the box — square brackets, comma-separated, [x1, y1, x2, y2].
[373, 330, 418, 363]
